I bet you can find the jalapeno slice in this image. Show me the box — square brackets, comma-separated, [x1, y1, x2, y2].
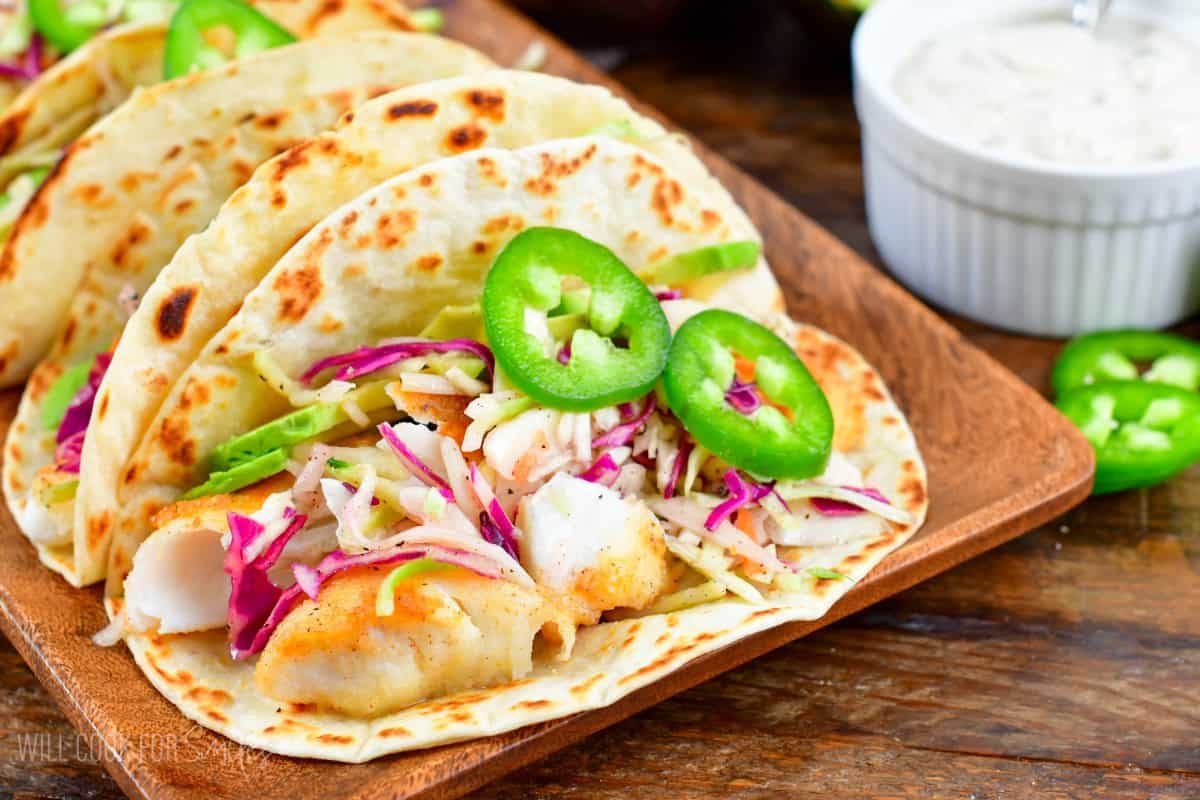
[482, 227, 671, 412]
[1057, 382, 1200, 495]
[663, 309, 833, 479]
[28, 0, 101, 52]
[163, 0, 295, 79]
[1052, 330, 1200, 395]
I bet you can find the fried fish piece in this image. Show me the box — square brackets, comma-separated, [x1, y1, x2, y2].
[254, 566, 573, 717]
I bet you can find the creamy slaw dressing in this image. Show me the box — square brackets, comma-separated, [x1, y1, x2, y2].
[895, 19, 1200, 165]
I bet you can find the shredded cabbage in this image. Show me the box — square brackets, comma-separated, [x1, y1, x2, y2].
[664, 535, 764, 603]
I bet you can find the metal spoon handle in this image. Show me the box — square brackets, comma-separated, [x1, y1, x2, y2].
[1072, 0, 1114, 29]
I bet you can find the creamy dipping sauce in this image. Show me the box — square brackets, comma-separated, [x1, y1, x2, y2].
[895, 19, 1200, 165]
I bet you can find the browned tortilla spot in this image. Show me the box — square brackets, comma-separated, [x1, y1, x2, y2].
[463, 88, 505, 122]
[272, 143, 311, 181]
[525, 144, 598, 196]
[271, 189, 287, 209]
[387, 100, 438, 120]
[97, 390, 109, 421]
[510, 699, 551, 711]
[471, 240, 489, 255]
[176, 378, 211, 411]
[483, 214, 523, 235]
[747, 608, 781, 621]
[620, 642, 699, 685]
[112, 217, 153, 268]
[118, 170, 156, 193]
[700, 209, 721, 230]
[570, 674, 604, 697]
[156, 286, 197, 341]
[418, 173, 436, 189]
[26, 359, 59, 403]
[156, 414, 196, 467]
[204, 709, 229, 724]
[865, 533, 895, 552]
[73, 183, 112, 208]
[413, 254, 442, 273]
[476, 156, 505, 187]
[86, 510, 113, 550]
[186, 686, 232, 705]
[273, 263, 323, 322]
[318, 314, 342, 333]
[336, 210, 359, 240]
[7, 441, 21, 462]
[900, 476, 926, 507]
[310, 733, 353, 745]
[651, 178, 684, 227]
[60, 318, 78, 348]
[231, 159, 255, 184]
[162, 144, 183, 161]
[375, 209, 417, 249]
[0, 107, 31, 155]
[254, 109, 290, 131]
[446, 123, 487, 153]
[377, 726, 411, 738]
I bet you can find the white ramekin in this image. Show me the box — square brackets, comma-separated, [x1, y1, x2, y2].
[853, 0, 1200, 337]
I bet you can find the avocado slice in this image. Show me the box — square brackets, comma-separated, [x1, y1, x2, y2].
[419, 303, 486, 343]
[41, 358, 94, 430]
[639, 241, 761, 287]
[181, 448, 289, 500]
[209, 381, 391, 470]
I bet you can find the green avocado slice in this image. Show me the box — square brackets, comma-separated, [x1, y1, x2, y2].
[639, 241, 761, 287]
[181, 448, 289, 500]
[419, 304, 486, 342]
[209, 381, 391, 471]
[41, 358, 94, 430]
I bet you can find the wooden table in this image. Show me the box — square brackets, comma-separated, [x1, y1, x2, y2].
[3, 3, 1197, 797]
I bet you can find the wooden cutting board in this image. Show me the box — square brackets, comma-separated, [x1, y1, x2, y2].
[0, 1, 1095, 798]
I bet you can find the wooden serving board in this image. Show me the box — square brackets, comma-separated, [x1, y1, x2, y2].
[0, 1, 1095, 798]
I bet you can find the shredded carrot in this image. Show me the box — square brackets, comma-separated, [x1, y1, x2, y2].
[733, 355, 756, 383]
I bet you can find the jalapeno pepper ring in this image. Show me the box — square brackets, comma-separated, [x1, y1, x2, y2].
[1057, 382, 1200, 495]
[663, 309, 833, 480]
[163, 0, 296, 79]
[1052, 330, 1200, 396]
[483, 227, 671, 412]
[29, 0, 102, 52]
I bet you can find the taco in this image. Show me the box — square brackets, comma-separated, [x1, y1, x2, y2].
[0, 0, 421, 276]
[1, 31, 494, 585]
[100, 136, 926, 760]
[54, 69, 779, 592]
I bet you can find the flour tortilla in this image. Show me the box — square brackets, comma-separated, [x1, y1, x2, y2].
[70, 70, 781, 593]
[114, 312, 925, 762]
[0, 0, 419, 271]
[1, 32, 494, 586]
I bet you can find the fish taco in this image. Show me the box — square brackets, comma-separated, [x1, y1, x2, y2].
[1, 31, 494, 585]
[55, 69, 778, 592]
[99, 136, 926, 760]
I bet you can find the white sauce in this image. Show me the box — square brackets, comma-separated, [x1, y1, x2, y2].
[895, 19, 1200, 165]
